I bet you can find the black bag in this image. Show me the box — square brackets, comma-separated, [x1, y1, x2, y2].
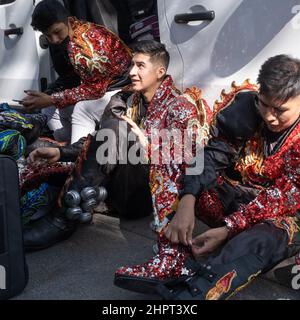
[0, 155, 28, 299]
[126, 0, 155, 21]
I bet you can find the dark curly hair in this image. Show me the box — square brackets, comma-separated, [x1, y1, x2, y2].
[31, 0, 70, 33]
[258, 54, 300, 103]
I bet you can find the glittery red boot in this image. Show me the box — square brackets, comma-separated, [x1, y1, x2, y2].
[114, 234, 195, 294]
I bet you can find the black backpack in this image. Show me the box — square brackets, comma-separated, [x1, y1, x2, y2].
[0, 155, 28, 299]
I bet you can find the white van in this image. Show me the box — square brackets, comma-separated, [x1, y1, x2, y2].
[159, 0, 300, 105]
[1, 0, 300, 107]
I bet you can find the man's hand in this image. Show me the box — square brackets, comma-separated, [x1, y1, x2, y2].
[120, 115, 148, 148]
[164, 194, 196, 246]
[28, 147, 60, 164]
[192, 226, 229, 259]
[22, 90, 52, 110]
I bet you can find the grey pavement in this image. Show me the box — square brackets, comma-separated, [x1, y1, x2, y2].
[15, 212, 300, 300]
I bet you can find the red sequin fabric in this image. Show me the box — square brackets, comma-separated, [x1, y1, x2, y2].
[19, 161, 73, 197]
[132, 76, 209, 231]
[115, 77, 211, 280]
[115, 234, 194, 280]
[51, 18, 132, 108]
[225, 121, 300, 238]
[194, 81, 300, 239]
[196, 189, 225, 227]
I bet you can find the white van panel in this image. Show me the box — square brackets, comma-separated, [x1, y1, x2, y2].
[159, 0, 300, 105]
[0, 0, 54, 105]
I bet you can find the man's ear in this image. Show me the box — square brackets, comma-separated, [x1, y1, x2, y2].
[67, 17, 75, 37]
[157, 66, 167, 80]
[68, 16, 75, 23]
[67, 16, 75, 29]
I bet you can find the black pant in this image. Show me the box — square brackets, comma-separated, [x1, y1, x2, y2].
[68, 117, 153, 219]
[208, 221, 300, 272]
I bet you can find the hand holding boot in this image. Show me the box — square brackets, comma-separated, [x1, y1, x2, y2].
[164, 194, 196, 246]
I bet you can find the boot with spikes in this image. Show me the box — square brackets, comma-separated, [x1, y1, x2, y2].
[23, 135, 107, 251]
[61, 134, 106, 195]
[59, 135, 108, 223]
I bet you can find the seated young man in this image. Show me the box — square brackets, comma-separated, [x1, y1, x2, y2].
[25, 41, 207, 251]
[114, 54, 300, 300]
[21, 0, 132, 144]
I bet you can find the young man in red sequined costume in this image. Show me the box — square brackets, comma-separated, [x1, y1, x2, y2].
[25, 41, 209, 252]
[114, 54, 300, 300]
[21, 0, 131, 143]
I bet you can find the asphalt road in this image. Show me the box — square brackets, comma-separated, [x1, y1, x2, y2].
[15, 212, 300, 300]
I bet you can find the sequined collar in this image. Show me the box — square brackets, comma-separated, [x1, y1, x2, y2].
[143, 75, 180, 130]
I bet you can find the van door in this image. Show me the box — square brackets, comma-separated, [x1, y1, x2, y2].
[158, 0, 300, 105]
[0, 0, 53, 105]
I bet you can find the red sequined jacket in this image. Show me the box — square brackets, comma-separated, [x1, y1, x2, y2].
[184, 89, 300, 237]
[126, 76, 210, 231]
[224, 118, 300, 237]
[51, 18, 132, 108]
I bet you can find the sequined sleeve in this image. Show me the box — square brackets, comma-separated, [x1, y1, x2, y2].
[224, 142, 300, 238]
[51, 80, 110, 108]
[51, 24, 131, 108]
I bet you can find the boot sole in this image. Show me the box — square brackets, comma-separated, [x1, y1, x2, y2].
[114, 274, 189, 295]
